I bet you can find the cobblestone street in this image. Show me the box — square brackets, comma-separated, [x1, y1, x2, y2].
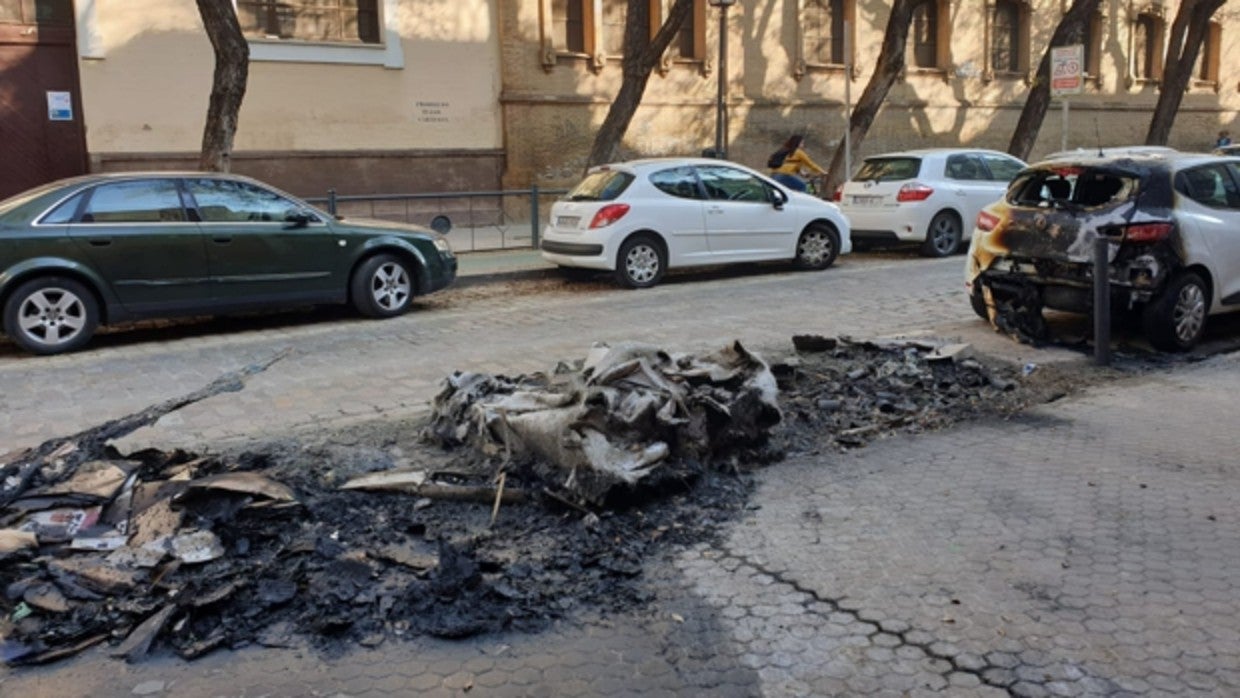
[2, 254, 1238, 696]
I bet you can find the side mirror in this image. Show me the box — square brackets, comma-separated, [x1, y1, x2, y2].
[284, 209, 314, 228]
[772, 189, 787, 210]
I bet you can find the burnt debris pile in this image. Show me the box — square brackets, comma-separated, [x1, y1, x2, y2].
[774, 335, 1022, 452]
[0, 337, 1030, 666]
[425, 340, 783, 504]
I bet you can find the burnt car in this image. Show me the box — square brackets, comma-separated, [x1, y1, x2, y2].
[966, 152, 1240, 351]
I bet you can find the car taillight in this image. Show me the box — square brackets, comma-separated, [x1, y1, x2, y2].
[832, 186, 843, 202]
[976, 210, 1000, 232]
[1123, 222, 1173, 242]
[896, 182, 934, 202]
[589, 204, 630, 229]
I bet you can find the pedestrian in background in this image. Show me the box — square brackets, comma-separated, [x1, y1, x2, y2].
[1215, 130, 1232, 149]
[768, 135, 827, 192]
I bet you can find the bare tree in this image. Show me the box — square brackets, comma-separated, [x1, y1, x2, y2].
[586, 0, 694, 168]
[1006, 0, 1101, 161]
[196, 0, 249, 172]
[822, 0, 917, 193]
[1145, 0, 1226, 145]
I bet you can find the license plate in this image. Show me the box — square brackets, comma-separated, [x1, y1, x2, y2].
[556, 215, 581, 228]
[852, 195, 883, 206]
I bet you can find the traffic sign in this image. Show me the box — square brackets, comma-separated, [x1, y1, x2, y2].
[1051, 45, 1084, 96]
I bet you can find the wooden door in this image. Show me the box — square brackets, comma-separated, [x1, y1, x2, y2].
[0, 0, 87, 199]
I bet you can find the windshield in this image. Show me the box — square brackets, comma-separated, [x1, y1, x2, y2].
[853, 157, 921, 182]
[567, 171, 634, 201]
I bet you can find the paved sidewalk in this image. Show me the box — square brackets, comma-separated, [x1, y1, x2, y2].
[3, 353, 1237, 696]
[455, 247, 555, 283]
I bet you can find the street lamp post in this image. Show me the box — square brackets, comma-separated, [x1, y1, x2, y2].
[708, 0, 736, 159]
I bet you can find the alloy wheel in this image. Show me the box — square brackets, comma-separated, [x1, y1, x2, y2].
[16, 287, 88, 347]
[370, 262, 411, 312]
[1172, 282, 1206, 344]
[930, 216, 960, 255]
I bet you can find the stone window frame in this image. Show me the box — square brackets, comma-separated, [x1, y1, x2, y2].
[1128, 4, 1165, 86]
[74, 0, 403, 67]
[540, 0, 708, 75]
[794, 0, 857, 80]
[236, 0, 382, 45]
[1192, 20, 1222, 92]
[983, 0, 1031, 83]
[905, 0, 951, 77]
[237, 0, 403, 68]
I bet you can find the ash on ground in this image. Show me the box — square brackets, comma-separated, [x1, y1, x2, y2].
[1, 336, 1071, 666]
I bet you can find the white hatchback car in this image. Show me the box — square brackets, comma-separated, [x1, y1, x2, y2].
[836, 149, 1026, 257]
[540, 158, 851, 288]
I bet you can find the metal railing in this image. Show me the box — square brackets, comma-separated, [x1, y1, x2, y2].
[304, 187, 570, 253]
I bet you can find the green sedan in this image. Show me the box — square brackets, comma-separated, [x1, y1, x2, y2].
[0, 173, 457, 355]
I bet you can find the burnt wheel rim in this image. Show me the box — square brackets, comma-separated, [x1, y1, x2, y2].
[17, 287, 87, 346]
[1173, 282, 1206, 344]
[930, 216, 960, 254]
[798, 229, 833, 266]
[624, 244, 660, 284]
[370, 262, 411, 311]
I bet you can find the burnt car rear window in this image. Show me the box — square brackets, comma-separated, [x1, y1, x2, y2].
[567, 170, 635, 202]
[1008, 167, 1140, 209]
[854, 157, 921, 182]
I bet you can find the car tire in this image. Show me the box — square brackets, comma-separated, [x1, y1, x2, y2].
[1142, 271, 1208, 352]
[921, 211, 962, 258]
[3, 276, 99, 355]
[615, 234, 665, 289]
[970, 287, 989, 320]
[794, 223, 841, 271]
[351, 254, 415, 318]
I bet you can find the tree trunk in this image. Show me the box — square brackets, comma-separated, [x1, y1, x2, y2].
[197, 0, 250, 172]
[822, 0, 917, 194]
[1145, 0, 1225, 145]
[586, 0, 694, 168]
[1006, 0, 1101, 161]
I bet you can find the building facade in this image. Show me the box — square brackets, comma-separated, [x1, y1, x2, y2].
[1, 0, 1236, 199]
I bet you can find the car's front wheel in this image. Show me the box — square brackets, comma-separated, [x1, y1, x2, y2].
[352, 254, 416, 318]
[615, 234, 666, 288]
[970, 287, 989, 320]
[1142, 271, 1208, 351]
[922, 211, 962, 258]
[3, 276, 99, 355]
[794, 223, 840, 270]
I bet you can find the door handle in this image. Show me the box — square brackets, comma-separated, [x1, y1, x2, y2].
[87, 239, 111, 247]
[707, 206, 724, 214]
[212, 236, 233, 244]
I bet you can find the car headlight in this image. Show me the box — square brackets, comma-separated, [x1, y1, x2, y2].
[433, 237, 452, 254]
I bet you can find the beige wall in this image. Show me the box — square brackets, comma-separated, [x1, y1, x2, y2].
[74, 1, 1240, 194]
[78, 0, 503, 194]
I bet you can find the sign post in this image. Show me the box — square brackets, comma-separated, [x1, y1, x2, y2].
[1050, 45, 1084, 152]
